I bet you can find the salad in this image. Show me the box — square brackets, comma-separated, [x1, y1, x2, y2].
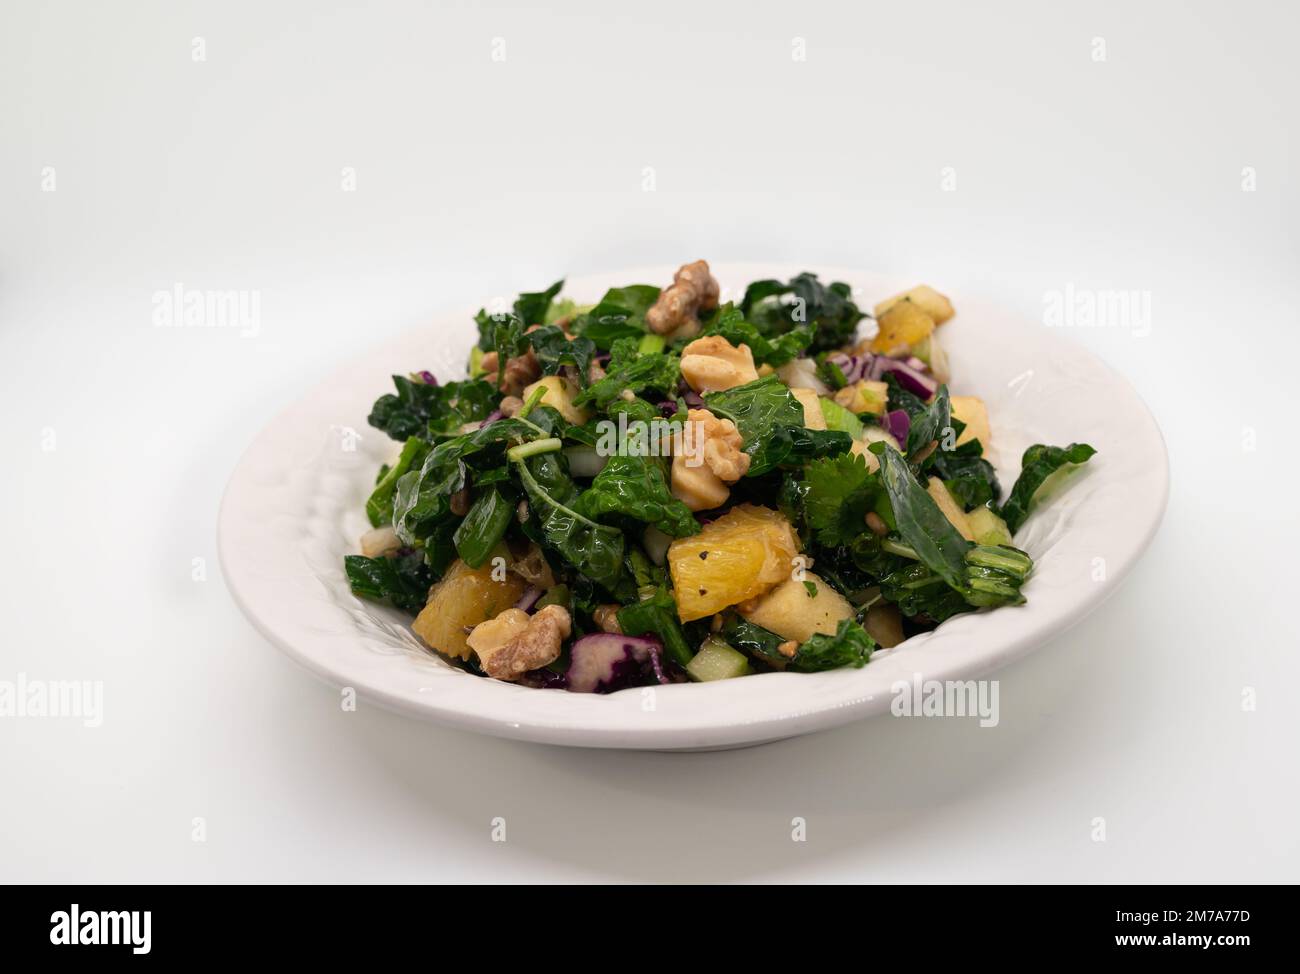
[345, 261, 1095, 693]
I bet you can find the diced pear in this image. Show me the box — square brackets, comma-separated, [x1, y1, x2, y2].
[870, 300, 936, 355]
[834, 380, 888, 415]
[522, 375, 591, 425]
[874, 285, 955, 325]
[740, 573, 854, 644]
[791, 387, 827, 430]
[926, 479, 975, 541]
[951, 395, 991, 450]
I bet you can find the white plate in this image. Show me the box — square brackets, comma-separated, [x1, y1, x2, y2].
[219, 264, 1168, 750]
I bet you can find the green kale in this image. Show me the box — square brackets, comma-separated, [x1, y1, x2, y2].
[344, 550, 433, 613]
[365, 436, 430, 527]
[513, 279, 564, 326]
[931, 438, 1001, 511]
[739, 272, 864, 353]
[796, 618, 876, 670]
[367, 376, 498, 442]
[571, 285, 661, 349]
[722, 616, 874, 672]
[704, 375, 850, 476]
[574, 453, 699, 538]
[698, 303, 814, 366]
[573, 336, 679, 409]
[392, 418, 535, 544]
[905, 384, 951, 461]
[452, 486, 515, 569]
[881, 544, 1033, 621]
[527, 324, 596, 387]
[513, 450, 626, 592]
[883, 373, 929, 420]
[879, 561, 971, 622]
[617, 587, 694, 668]
[999, 443, 1098, 534]
[872, 441, 971, 590]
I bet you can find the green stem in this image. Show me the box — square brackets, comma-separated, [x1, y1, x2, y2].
[507, 437, 561, 462]
[517, 385, 547, 419]
[637, 333, 666, 355]
[881, 538, 919, 560]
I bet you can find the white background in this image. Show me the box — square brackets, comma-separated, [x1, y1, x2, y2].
[2, 0, 1297, 882]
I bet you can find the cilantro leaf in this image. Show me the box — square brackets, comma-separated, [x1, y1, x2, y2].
[801, 452, 880, 546]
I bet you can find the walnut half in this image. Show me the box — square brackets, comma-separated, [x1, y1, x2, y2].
[469, 604, 572, 681]
[679, 334, 759, 393]
[646, 260, 720, 339]
[671, 408, 751, 511]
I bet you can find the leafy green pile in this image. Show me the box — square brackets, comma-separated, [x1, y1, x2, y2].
[345, 270, 1097, 691]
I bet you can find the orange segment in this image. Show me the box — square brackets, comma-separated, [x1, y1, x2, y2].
[667, 504, 801, 621]
[869, 300, 936, 356]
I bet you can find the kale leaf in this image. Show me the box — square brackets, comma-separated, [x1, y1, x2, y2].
[884, 373, 930, 421]
[513, 279, 564, 326]
[514, 450, 626, 592]
[452, 486, 515, 569]
[906, 384, 951, 460]
[722, 616, 874, 672]
[574, 453, 699, 538]
[527, 324, 596, 387]
[699, 304, 814, 367]
[998, 443, 1098, 534]
[617, 587, 694, 668]
[572, 285, 661, 349]
[704, 375, 850, 476]
[573, 336, 680, 409]
[367, 375, 500, 443]
[873, 441, 971, 589]
[931, 438, 1001, 511]
[392, 418, 535, 544]
[739, 273, 864, 353]
[344, 550, 433, 613]
[881, 544, 1033, 621]
[879, 561, 971, 622]
[366, 436, 430, 527]
[796, 618, 876, 671]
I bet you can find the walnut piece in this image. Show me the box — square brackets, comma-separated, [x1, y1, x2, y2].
[679, 335, 759, 393]
[472, 604, 572, 681]
[646, 260, 720, 338]
[689, 408, 750, 482]
[670, 408, 750, 511]
[593, 604, 623, 634]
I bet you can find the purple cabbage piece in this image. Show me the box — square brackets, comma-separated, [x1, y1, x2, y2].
[657, 399, 679, 418]
[882, 408, 911, 444]
[826, 351, 872, 384]
[417, 370, 438, 386]
[481, 408, 504, 428]
[566, 633, 670, 694]
[869, 356, 937, 398]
